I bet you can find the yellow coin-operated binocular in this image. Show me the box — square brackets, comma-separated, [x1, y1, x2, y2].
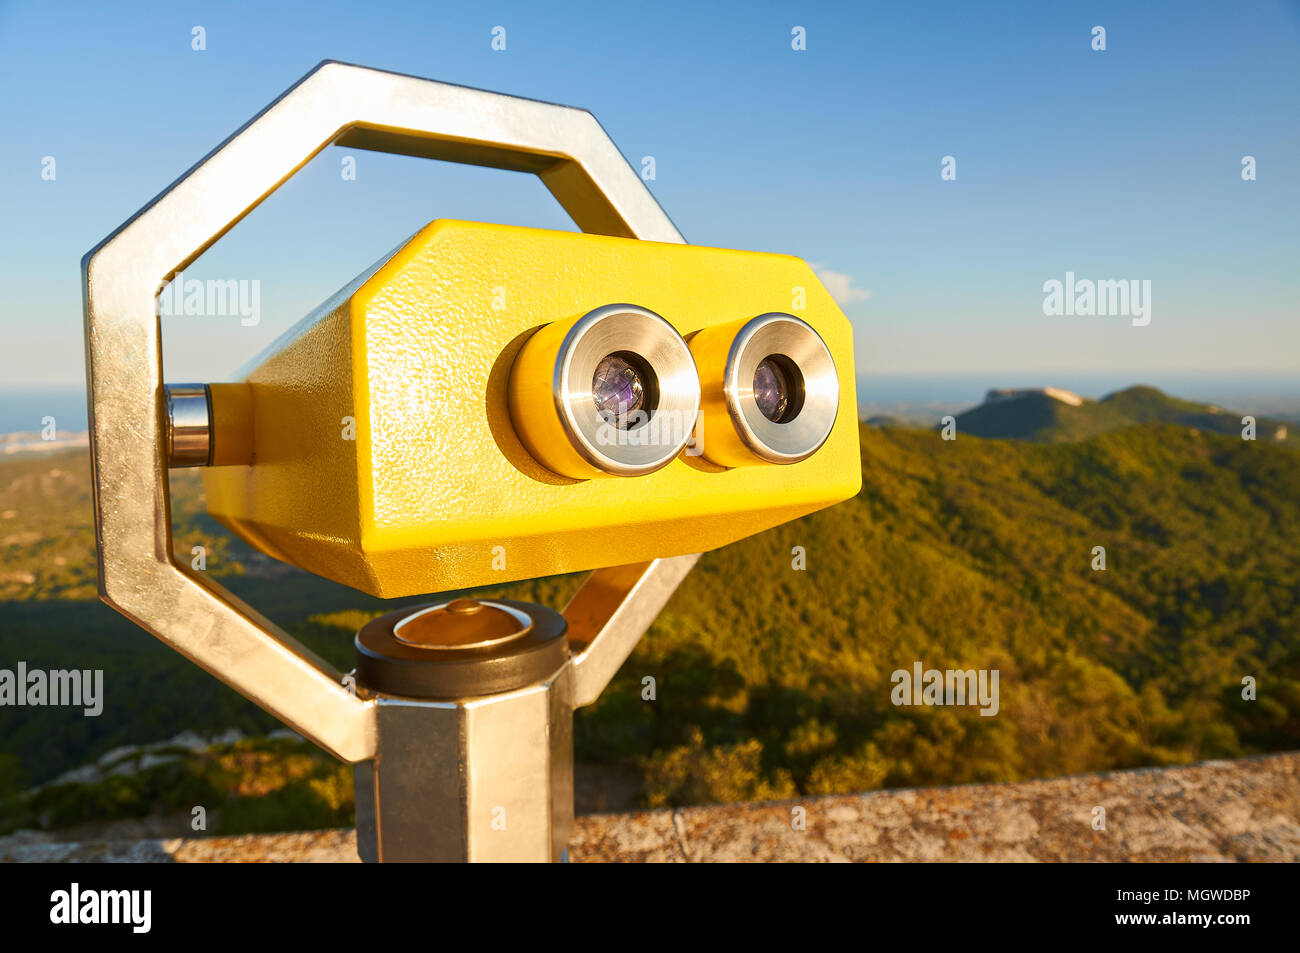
[83, 62, 860, 862]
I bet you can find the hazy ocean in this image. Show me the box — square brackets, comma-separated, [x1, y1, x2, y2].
[0, 387, 89, 434]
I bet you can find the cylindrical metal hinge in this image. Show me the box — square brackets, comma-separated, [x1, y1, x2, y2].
[164, 381, 254, 467]
[164, 383, 212, 468]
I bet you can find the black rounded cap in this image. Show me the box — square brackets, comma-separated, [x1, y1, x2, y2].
[354, 598, 568, 699]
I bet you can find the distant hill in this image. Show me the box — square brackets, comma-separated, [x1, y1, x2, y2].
[953, 385, 1295, 444]
[863, 414, 916, 429]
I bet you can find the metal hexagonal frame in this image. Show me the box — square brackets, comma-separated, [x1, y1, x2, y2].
[82, 61, 695, 762]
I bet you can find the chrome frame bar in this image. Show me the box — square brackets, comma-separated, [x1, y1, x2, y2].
[82, 61, 697, 765]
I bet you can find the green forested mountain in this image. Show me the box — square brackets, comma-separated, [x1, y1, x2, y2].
[954, 385, 1296, 445]
[581, 419, 1299, 805]
[1, 410, 1297, 832]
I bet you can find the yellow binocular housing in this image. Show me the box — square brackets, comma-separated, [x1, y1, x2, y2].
[200, 219, 860, 597]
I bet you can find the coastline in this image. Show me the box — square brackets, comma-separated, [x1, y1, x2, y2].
[0, 432, 89, 456]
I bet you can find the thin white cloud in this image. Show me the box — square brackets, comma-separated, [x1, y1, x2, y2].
[810, 264, 871, 306]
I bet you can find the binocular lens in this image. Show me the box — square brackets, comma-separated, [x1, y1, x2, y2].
[753, 356, 803, 424]
[593, 351, 656, 427]
[507, 304, 700, 478]
[689, 313, 838, 467]
[509, 305, 835, 476]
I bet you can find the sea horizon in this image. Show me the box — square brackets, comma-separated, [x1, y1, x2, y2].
[3, 372, 1299, 436]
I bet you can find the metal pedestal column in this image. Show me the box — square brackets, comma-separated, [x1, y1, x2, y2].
[351, 598, 574, 862]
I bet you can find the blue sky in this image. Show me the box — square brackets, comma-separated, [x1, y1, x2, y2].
[1, 0, 1297, 389]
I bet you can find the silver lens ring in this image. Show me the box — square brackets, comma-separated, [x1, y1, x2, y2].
[553, 304, 700, 476]
[724, 313, 839, 464]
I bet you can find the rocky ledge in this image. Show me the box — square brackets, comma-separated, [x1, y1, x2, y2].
[2, 752, 1296, 862]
